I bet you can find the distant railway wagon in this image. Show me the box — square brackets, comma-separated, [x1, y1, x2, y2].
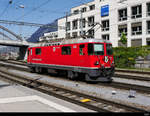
[27, 38, 115, 82]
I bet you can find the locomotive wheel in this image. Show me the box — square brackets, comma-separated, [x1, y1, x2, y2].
[67, 71, 76, 80]
[35, 67, 42, 74]
[35, 67, 39, 73]
[85, 74, 91, 81]
[30, 67, 35, 73]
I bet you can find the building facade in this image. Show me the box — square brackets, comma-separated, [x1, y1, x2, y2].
[39, 31, 58, 42]
[57, 0, 150, 47]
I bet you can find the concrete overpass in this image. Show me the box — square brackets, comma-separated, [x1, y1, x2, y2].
[0, 25, 39, 60]
[0, 39, 39, 60]
[0, 39, 37, 47]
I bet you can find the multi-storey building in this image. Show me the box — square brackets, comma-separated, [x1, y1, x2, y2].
[39, 31, 58, 42]
[57, 0, 150, 47]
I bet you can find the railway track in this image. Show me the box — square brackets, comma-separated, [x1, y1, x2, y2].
[0, 61, 150, 94]
[116, 68, 150, 75]
[2, 60, 150, 82]
[99, 81, 150, 94]
[0, 68, 147, 112]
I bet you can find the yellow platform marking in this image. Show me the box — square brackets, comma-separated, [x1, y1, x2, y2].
[80, 99, 91, 103]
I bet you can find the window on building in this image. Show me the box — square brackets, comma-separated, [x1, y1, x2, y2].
[147, 3, 150, 16]
[81, 7, 87, 13]
[88, 16, 95, 27]
[73, 10, 79, 15]
[131, 22, 142, 35]
[147, 41, 150, 45]
[118, 8, 127, 21]
[35, 48, 41, 55]
[80, 18, 86, 28]
[79, 44, 85, 55]
[66, 33, 71, 38]
[118, 25, 127, 37]
[102, 20, 109, 31]
[131, 39, 142, 47]
[66, 22, 70, 31]
[62, 46, 71, 55]
[89, 5, 95, 10]
[100, 0, 105, 2]
[72, 20, 78, 30]
[147, 21, 150, 34]
[88, 29, 94, 38]
[54, 35, 58, 38]
[72, 32, 78, 38]
[102, 34, 109, 40]
[131, 5, 142, 19]
[80, 31, 86, 36]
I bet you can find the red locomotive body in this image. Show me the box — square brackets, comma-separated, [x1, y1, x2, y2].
[27, 38, 115, 82]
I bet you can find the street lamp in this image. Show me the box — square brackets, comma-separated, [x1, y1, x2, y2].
[9, 0, 13, 4]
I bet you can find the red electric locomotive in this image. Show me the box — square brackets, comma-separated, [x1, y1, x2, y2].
[27, 38, 115, 82]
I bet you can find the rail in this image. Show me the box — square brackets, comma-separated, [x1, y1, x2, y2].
[0, 68, 147, 112]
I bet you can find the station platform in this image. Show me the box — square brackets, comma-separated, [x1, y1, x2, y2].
[0, 79, 95, 112]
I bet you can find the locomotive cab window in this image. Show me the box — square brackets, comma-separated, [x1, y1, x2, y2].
[62, 46, 71, 55]
[35, 48, 41, 55]
[88, 43, 104, 55]
[106, 44, 113, 55]
[79, 44, 85, 55]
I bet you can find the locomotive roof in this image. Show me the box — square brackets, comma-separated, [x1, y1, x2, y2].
[31, 38, 111, 47]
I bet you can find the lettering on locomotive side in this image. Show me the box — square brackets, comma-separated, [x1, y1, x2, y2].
[32, 58, 42, 61]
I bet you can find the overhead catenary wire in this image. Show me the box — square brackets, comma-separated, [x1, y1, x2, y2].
[15, 0, 53, 21]
[0, 0, 148, 39]
[0, 19, 66, 30]
[0, 2, 10, 19]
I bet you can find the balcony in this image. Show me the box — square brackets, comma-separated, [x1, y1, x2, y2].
[118, 32, 127, 37]
[88, 23, 94, 27]
[131, 14, 142, 19]
[147, 11, 150, 16]
[72, 26, 77, 30]
[132, 31, 142, 35]
[119, 16, 127, 21]
[147, 29, 150, 34]
[102, 27, 109, 31]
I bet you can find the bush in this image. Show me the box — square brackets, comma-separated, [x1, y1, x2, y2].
[113, 46, 150, 68]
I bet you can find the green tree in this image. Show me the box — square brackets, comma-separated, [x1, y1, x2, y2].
[120, 32, 127, 45]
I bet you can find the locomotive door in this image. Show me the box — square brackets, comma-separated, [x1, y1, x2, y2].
[28, 48, 32, 63]
[79, 44, 86, 66]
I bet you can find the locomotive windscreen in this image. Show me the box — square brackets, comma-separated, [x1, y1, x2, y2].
[88, 43, 104, 55]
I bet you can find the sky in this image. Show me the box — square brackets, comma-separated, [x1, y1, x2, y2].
[0, 0, 93, 40]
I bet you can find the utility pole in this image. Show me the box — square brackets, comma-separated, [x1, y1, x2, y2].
[80, 10, 83, 37]
[65, 12, 68, 39]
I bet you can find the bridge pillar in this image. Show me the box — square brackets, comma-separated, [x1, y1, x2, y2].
[19, 46, 28, 60]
